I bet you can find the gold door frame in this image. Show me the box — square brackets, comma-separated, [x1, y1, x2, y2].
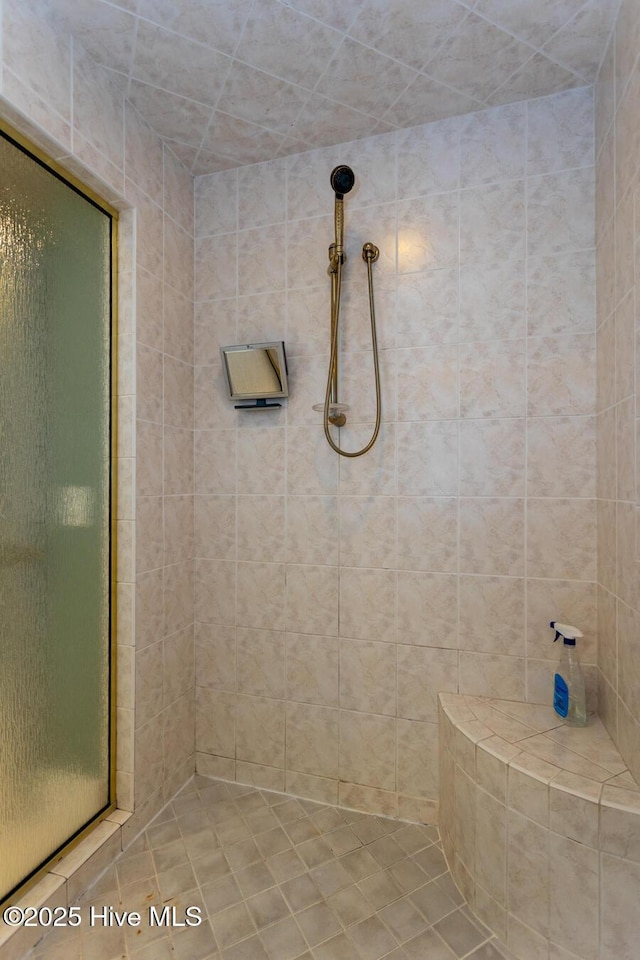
[0, 117, 119, 906]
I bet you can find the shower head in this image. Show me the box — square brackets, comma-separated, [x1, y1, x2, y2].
[330, 165, 355, 199]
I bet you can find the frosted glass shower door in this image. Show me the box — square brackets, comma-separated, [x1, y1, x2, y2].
[0, 129, 114, 902]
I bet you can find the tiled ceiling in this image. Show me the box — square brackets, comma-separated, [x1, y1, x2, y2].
[46, 0, 619, 173]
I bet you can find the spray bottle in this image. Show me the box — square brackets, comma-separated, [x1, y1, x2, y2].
[550, 622, 586, 726]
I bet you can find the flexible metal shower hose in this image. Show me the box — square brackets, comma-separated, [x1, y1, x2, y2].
[322, 248, 382, 458]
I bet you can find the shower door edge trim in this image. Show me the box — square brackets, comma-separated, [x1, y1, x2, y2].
[0, 116, 120, 907]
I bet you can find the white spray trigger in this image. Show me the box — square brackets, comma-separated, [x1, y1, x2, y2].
[550, 621, 583, 642]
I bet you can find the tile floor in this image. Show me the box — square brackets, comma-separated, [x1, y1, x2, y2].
[29, 777, 513, 960]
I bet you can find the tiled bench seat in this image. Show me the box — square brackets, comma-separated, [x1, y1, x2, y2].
[438, 692, 640, 960]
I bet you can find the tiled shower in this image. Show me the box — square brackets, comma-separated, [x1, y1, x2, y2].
[1, 0, 639, 953]
[192, 88, 599, 817]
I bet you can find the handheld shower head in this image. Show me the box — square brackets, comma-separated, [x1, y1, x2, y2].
[330, 165, 355, 199]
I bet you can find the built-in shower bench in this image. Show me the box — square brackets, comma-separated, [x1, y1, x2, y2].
[438, 692, 640, 960]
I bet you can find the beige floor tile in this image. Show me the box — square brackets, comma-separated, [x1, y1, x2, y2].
[27, 776, 490, 960]
[295, 901, 342, 947]
[259, 916, 309, 960]
[433, 908, 488, 957]
[349, 914, 398, 960]
[245, 886, 290, 929]
[280, 873, 323, 912]
[313, 932, 359, 959]
[378, 895, 430, 942]
[358, 869, 404, 910]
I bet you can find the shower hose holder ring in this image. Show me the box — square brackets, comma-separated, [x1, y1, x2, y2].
[327, 242, 345, 274]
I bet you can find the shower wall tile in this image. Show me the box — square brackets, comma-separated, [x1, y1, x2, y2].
[397, 646, 458, 723]
[163, 427, 194, 497]
[459, 576, 525, 656]
[163, 560, 194, 636]
[163, 495, 194, 566]
[527, 415, 596, 498]
[396, 346, 459, 421]
[340, 133, 397, 210]
[126, 180, 164, 279]
[238, 159, 286, 229]
[286, 633, 339, 707]
[528, 90, 594, 177]
[164, 354, 193, 429]
[196, 623, 237, 691]
[136, 497, 164, 573]
[136, 419, 163, 497]
[236, 695, 286, 769]
[73, 46, 124, 171]
[137, 344, 163, 423]
[286, 496, 338, 565]
[339, 710, 396, 791]
[397, 193, 459, 273]
[3, 0, 72, 126]
[238, 290, 287, 344]
[527, 333, 596, 417]
[459, 340, 526, 419]
[396, 497, 458, 573]
[459, 261, 526, 342]
[164, 217, 194, 301]
[136, 266, 164, 351]
[287, 427, 339, 495]
[287, 286, 332, 357]
[237, 495, 285, 562]
[339, 567, 396, 643]
[236, 560, 286, 631]
[594, 0, 640, 787]
[527, 167, 595, 256]
[193, 90, 597, 817]
[397, 719, 439, 798]
[237, 427, 285, 493]
[338, 496, 396, 569]
[196, 302, 237, 367]
[286, 214, 333, 290]
[460, 180, 526, 265]
[196, 234, 237, 301]
[136, 568, 164, 651]
[459, 419, 526, 497]
[396, 572, 458, 648]
[195, 169, 238, 238]
[459, 498, 525, 577]
[526, 250, 595, 337]
[196, 558, 236, 625]
[459, 652, 525, 701]
[286, 702, 340, 779]
[340, 637, 397, 716]
[195, 429, 236, 495]
[459, 102, 525, 187]
[396, 421, 458, 496]
[195, 495, 236, 560]
[194, 364, 234, 431]
[285, 563, 339, 636]
[342, 348, 397, 423]
[396, 268, 458, 347]
[396, 118, 460, 200]
[527, 498, 597, 581]
[237, 627, 285, 700]
[135, 640, 163, 728]
[338, 422, 396, 496]
[237, 223, 287, 295]
[163, 626, 195, 707]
